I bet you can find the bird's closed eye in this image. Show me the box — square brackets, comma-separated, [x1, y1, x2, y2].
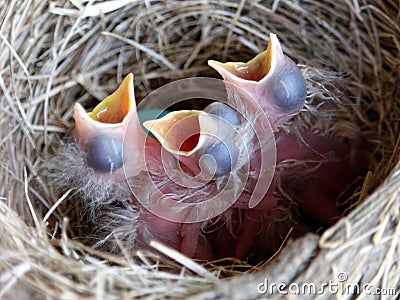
[204, 102, 241, 127]
[86, 133, 124, 173]
[270, 59, 307, 113]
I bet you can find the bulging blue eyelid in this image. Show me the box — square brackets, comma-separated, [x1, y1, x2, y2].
[200, 102, 240, 175]
[199, 140, 239, 176]
[86, 134, 124, 173]
[271, 59, 307, 113]
[204, 102, 241, 127]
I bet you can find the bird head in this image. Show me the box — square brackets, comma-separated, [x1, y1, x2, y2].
[73, 73, 148, 181]
[143, 103, 241, 177]
[208, 33, 307, 129]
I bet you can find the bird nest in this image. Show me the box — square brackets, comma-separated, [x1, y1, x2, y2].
[1, 0, 399, 299]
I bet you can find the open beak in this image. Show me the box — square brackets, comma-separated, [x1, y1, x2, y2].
[143, 110, 205, 157]
[74, 73, 147, 178]
[143, 108, 239, 176]
[208, 33, 307, 128]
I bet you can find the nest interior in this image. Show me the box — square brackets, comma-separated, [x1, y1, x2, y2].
[0, 0, 399, 299]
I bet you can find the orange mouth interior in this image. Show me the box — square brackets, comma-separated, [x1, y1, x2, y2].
[180, 133, 200, 152]
[86, 74, 134, 124]
[160, 113, 201, 153]
[210, 37, 275, 82]
[145, 111, 202, 154]
[87, 91, 131, 124]
[230, 46, 272, 82]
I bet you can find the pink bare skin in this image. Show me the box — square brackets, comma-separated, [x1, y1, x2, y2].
[189, 131, 368, 261]
[136, 126, 368, 261]
[132, 135, 277, 261]
[72, 32, 369, 261]
[74, 90, 368, 261]
[275, 131, 368, 226]
[198, 33, 369, 260]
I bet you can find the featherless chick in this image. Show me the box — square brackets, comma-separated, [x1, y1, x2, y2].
[47, 33, 368, 262]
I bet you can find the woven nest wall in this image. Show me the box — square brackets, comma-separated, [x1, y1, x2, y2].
[0, 0, 399, 299]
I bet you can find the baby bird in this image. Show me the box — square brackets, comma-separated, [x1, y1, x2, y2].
[47, 33, 368, 262]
